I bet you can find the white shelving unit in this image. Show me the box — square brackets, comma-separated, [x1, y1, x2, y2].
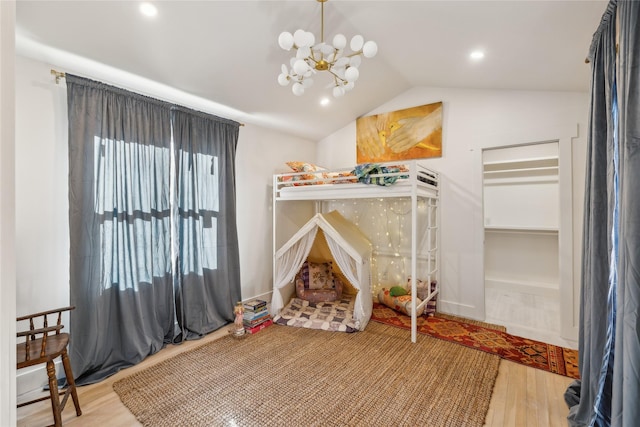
[483, 142, 561, 335]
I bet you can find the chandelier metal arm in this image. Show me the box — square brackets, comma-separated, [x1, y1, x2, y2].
[320, 0, 325, 43]
[344, 50, 364, 59]
[327, 69, 348, 84]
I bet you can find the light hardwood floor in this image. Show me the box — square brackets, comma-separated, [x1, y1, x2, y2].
[17, 327, 573, 427]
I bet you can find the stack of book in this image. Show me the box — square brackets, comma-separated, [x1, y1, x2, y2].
[243, 299, 272, 334]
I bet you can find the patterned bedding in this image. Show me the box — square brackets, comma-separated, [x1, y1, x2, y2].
[273, 296, 359, 333]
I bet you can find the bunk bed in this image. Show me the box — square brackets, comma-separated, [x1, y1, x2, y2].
[272, 160, 440, 343]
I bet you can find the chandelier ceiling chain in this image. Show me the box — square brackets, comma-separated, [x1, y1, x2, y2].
[277, 0, 378, 97]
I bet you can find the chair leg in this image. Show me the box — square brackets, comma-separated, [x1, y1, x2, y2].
[46, 360, 62, 427]
[61, 349, 82, 416]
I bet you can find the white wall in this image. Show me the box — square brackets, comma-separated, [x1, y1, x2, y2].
[14, 54, 316, 393]
[15, 56, 70, 316]
[1, 1, 17, 423]
[235, 124, 316, 300]
[317, 86, 588, 322]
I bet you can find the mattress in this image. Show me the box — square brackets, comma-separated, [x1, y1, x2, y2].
[272, 296, 359, 333]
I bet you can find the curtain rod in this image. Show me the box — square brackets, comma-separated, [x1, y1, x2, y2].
[50, 68, 245, 127]
[51, 69, 66, 84]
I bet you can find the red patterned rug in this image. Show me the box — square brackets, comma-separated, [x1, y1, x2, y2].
[371, 303, 579, 379]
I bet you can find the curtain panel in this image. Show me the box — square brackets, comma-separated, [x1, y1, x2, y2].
[66, 75, 241, 384]
[172, 107, 241, 340]
[66, 75, 175, 384]
[611, 1, 640, 425]
[566, 1, 640, 425]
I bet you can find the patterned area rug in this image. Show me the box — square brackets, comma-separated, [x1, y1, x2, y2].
[371, 303, 580, 379]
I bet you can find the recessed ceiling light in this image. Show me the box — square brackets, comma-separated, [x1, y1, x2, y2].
[320, 97, 330, 106]
[470, 50, 485, 60]
[139, 2, 158, 18]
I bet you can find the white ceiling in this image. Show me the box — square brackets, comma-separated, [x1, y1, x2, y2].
[16, 0, 606, 141]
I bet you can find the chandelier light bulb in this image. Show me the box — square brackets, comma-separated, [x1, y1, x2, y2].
[276, 0, 377, 97]
[293, 59, 309, 75]
[333, 34, 347, 50]
[292, 82, 305, 96]
[304, 31, 316, 47]
[320, 43, 334, 55]
[350, 35, 364, 52]
[297, 46, 311, 59]
[277, 73, 290, 86]
[363, 41, 378, 58]
[278, 32, 294, 50]
[293, 29, 307, 47]
[345, 67, 359, 82]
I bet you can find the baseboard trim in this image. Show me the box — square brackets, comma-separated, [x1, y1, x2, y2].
[437, 299, 483, 322]
[17, 360, 62, 398]
[485, 317, 577, 349]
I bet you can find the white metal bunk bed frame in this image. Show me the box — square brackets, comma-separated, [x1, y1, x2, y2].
[272, 160, 440, 343]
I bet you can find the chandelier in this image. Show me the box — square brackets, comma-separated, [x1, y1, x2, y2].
[277, 0, 378, 97]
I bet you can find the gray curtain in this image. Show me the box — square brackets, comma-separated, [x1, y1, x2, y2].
[611, 1, 640, 425]
[566, 1, 640, 425]
[66, 76, 242, 384]
[172, 107, 241, 340]
[67, 75, 176, 384]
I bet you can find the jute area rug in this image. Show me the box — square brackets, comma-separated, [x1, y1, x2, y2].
[113, 321, 500, 427]
[371, 303, 580, 379]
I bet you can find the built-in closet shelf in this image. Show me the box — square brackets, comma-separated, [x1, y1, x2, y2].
[483, 156, 558, 173]
[484, 225, 558, 235]
[483, 166, 558, 175]
[485, 277, 560, 297]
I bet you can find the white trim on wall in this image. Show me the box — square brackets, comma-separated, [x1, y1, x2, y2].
[0, 0, 17, 423]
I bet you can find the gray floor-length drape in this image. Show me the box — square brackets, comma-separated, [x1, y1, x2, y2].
[67, 76, 242, 384]
[67, 75, 176, 384]
[611, 1, 640, 424]
[566, 1, 640, 425]
[172, 107, 241, 340]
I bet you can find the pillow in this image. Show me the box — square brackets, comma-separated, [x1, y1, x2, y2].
[299, 260, 334, 290]
[389, 286, 408, 297]
[286, 161, 326, 173]
[378, 288, 425, 316]
[286, 161, 328, 182]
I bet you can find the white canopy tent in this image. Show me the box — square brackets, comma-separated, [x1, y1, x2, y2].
[272, 210, 373, 330]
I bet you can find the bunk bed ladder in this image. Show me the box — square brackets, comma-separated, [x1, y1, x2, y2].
[410, 162, 419, 343]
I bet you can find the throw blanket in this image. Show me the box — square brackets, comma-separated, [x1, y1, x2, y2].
[273, 297, 359, 332]
[352, 163, 406, 186]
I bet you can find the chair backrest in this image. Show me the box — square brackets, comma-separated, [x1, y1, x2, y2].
[16, 306, 83, 425]
[16, 306, 75, 365]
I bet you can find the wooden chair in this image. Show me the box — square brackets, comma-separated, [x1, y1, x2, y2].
[17, 306, 82, 426]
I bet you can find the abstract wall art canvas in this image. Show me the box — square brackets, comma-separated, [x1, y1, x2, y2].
[356, 101, 443, 163]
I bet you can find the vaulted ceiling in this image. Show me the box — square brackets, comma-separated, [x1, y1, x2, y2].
[16, 0, 607, 141]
